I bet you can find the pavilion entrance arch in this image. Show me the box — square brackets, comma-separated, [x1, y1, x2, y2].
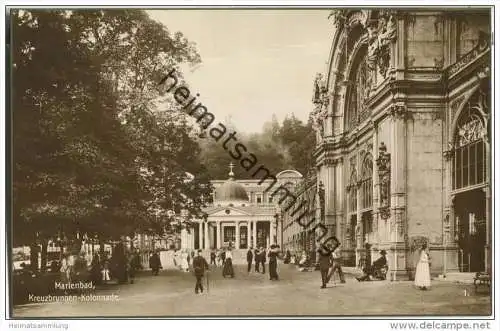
[450, 87, 490, 273]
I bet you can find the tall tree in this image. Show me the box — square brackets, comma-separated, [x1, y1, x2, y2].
[12, 9, 211, 251]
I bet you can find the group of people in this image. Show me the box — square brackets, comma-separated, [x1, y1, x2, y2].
[246, 245, 280, 280]
[173, 249, 192, 272]
[89, 246, 142, 285]
[317, 242, 345, 288]
[58, 245, 143, 287]
[353, 242, 432, 290]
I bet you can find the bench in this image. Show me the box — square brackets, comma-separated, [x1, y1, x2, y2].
[473, 272, 491, 293]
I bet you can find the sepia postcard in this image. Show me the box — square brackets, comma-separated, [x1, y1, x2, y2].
[4, 3, 496, 326]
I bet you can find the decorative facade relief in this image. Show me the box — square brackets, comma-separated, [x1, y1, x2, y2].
[328, 9, 349, 28]
[389, 103, 408, 120]
[447, 31, 490, 77]
[443, 214, 452, 243]
[318, 181, 326, 222]
[366, 11, 397, 78]
[450, 95, 466, 118]
[311, 73, 330, 142]
[376, 142, 391, 220]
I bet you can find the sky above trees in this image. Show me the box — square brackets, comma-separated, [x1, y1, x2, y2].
[147, 9, 333, 133]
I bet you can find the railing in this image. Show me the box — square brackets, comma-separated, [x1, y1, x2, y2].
[446, 40, 490, 77]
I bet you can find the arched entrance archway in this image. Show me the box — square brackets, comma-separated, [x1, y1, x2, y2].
[451, 88, 489, 272]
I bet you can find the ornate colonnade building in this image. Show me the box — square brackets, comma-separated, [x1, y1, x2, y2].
[308, 8, 491, 279]
[181, 165, 303, 257]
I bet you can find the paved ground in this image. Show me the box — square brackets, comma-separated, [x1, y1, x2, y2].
[13, 264, 491, 317]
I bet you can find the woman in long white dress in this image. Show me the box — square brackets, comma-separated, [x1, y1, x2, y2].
[414, 243, 431, 290]
[180, 250, 189, 272]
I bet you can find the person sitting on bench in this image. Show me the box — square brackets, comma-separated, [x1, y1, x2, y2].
[356, 250, 387, 281]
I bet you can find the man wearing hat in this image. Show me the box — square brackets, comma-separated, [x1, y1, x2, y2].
[192, 249, 209, 294]
[356, 249, 387, 281]
[318, 243, 334, 288]
[268, 245, 280, 280]
[246, 247, 254, 273]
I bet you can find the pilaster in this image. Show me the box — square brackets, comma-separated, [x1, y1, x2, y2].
[235, 222, 240, 249]
[371, 122, 380, 242]
[389, 102, 409, 280]
[204, 221, 209, 250]
[252, 221, 257, 248]
[198, 222, 203, 250]
[216, 221, 221, 249]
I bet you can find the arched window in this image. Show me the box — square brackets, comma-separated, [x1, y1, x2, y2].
[360, 155, 373, 209]
[453, 91, 487, 190]
[348, 167, 357, 213]
[347, 54, 369, 129]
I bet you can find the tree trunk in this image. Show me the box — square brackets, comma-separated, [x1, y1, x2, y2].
[30, 242, 39, 272]
[40, 240, 48, 272]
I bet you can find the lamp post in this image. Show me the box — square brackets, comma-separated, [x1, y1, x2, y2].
[273, 213, 279, 248]
[203, 213, 208, 250]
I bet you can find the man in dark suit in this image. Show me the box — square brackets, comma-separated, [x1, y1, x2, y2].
[259, 247, 266, 274]
[246, 247, 253, 273]
[254, 248, 260, 272]
[356, 249, 387, 281]
[193, 249, 209, 294]
[210, 250, 216, 266]
[318, 244, 333, 289]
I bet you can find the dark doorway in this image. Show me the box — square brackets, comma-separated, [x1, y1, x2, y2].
[454, 189, 486, 272]
[362, 211, 373, 241]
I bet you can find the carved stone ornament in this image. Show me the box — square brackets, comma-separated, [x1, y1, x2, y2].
[312, 73, 330, 107]
[450, 95, 465, 116]
[447, 31, 490, 77]
[389, 103, 407, 120]
[376, 142, 391, 220]
[328, 9, 349, 28]
[318, 181, 326, 222]
[443, 149, 454, 160]
[409, 236, 429, 252]
[366, 11, 397, 78]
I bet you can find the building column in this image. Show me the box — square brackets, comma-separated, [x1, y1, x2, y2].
[253, 221, 257, 248]
[372, 123, 380, 242]
[204, 221, 209, 250]
[216, 221, 221, 249]
[247, 221, 252, 248]
[355, 179, 363, 267]
[270, 220, 275, 246]
[389, 103, 408, 280]
[335, 159, 345, 257]
[442, 148, 459, 274]
[198, 222, 203, 250]
[484, 134, 491, 274]
[235, 222, 240, 249]
[484, 187, 491, 273]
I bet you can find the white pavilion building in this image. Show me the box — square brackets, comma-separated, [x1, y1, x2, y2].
[180, 163, 302, 261]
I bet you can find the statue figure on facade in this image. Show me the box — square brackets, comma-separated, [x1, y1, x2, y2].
[355, 223, 362, 247]
[311, 72, 330, 142]
[376, 142, 391, 219]
[318, 181, 325, 222]
[310, 107, 325, 142]
[365, 11, 398, 79]
[313, 73, 330, 108]
[312, 73, 325, 104]
[377, 13, 397, 46]
[366, 22, 379, 71]
[328, 9, 349, 28]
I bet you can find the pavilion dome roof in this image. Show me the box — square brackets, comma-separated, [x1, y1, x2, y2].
[215, 178, 248, 202]
[215, 164, 249, 203]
